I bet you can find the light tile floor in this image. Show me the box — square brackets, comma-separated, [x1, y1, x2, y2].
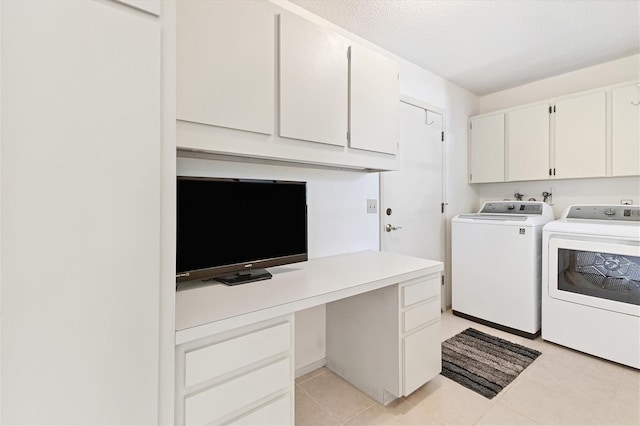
[295, 310, 640, 425]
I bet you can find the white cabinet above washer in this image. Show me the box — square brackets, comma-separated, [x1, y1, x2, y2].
[612, 83, 640, 177]
[553, 91, 606, 179]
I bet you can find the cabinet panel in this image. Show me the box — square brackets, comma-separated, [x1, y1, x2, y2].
[1, 1, 160, 423]
[401, 276, 439, 307]
[554, 91, 606, 179]
[403, 297, 440, 333]
[185, 322, 290, 388]
[279, 12, 348, 146]
[177, 0, 274, 134]
[230, 394, 292, 426]
[612, 84, 640, 176]
[349, 44, 399, 154]
[469, 114, 505, 183]
[507, 104, 550, 181]
[403, 321, 441, 395]
[184, 358, 291, 425]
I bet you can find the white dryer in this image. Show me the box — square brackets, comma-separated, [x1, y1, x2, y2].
[542, 205, 640, 368]
[452, 201, 554, 338]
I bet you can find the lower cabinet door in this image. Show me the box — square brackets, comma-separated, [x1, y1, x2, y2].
[402, 321, 441, 395]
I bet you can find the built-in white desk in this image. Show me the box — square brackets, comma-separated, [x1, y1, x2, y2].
[175, 250, 443, 425]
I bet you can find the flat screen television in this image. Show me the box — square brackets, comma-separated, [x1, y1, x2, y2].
[176, 176, 308, 285]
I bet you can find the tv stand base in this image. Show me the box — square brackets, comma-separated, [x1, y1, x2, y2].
[216, 269, 272, 285]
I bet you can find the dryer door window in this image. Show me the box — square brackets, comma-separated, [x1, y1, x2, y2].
[557, 249, 640, 306]
[548, 238, 640, 316]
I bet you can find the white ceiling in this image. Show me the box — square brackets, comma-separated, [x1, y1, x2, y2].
[289, 0, 640, 96]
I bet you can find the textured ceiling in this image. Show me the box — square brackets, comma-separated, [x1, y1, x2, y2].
[289, 0, 640, 95]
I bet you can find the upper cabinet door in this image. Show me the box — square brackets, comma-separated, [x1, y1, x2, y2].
[469, 114, 505, 183]
[177, 0, 274, 135]
[507, 104, 550, 181]
[612, 84, 640, 177]
[279, 12, 348, 146]
[554, 91, 606, 179]
[349, 44, 399, 154]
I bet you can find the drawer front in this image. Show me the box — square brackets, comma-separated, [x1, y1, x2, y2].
[185, 357, 291, 425]
[403, 297, 440, 333]
[403, 321, 441, 396]
[185, 321, 290, 388]
[401, 275, 440, 307]
[228, 394, 291, 426]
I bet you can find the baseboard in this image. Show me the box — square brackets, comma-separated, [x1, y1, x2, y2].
[295, 358, 327, 378]
[452, 310, 540, 339]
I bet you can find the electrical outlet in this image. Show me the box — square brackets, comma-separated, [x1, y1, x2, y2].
[621, 199, 633, 205]
[367, 199, 378, 214]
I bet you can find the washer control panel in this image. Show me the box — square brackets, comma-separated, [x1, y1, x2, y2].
[479, 202, 543, 215]
[566, 205, 640, 222]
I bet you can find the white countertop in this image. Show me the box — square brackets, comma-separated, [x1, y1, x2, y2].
[175, 250, 443, 344]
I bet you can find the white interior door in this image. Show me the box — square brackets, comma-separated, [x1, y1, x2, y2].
[381, 100, 445, 309]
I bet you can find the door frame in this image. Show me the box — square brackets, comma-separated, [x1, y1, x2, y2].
[380, 95, 447, 310]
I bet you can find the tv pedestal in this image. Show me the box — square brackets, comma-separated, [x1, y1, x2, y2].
[174, 250, 444, 425]
[215, 269, 272, 285]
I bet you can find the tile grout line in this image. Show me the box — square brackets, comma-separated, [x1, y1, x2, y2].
[338, 401, 377, 425]
[295, 382, 345, 425]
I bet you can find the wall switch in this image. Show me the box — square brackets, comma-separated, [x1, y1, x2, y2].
[621, 199, 633, 205]
[367, 199, 378, 214]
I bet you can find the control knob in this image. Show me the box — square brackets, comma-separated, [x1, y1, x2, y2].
[604, 208, 616, 217]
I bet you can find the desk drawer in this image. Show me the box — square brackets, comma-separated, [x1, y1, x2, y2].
[401, 275, 440, 307]
[185, 321, 290, 388]
[185, 358, 291, 425]
[229, 393, 291, 425]
[403, 297, 440, 333]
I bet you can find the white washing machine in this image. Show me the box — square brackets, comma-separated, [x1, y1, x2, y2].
[542, 205, 640, 369]
[452, 201, 554, 337]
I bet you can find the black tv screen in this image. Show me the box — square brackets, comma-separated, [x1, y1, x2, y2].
[176, 176, 308, 284]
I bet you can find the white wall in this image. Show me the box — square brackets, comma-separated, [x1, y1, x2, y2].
[176, 156, 379, 371]
[480, 55, 639, 112]
[474, 54, 640, 218]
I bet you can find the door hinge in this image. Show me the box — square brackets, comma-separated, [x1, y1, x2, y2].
[549, 106, 552, 114]
[441, 131, 444, 142]
[553, 105, 556, 113]
[346, 131, 349, 141]
[441, 275, 445, 286]
[441, 202, 445, 213]
[470, 122, 473, 130]
[469, 174, 473, 181]
[549, 168, 552, 176]
[553, 168, 556, 176]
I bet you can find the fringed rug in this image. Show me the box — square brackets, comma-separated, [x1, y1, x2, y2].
[441, 328, 541, 399]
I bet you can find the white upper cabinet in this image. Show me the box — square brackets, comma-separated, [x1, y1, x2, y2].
[279, 12, 348, 146]
[469, 114, 505, 183]
[553, 91, 606, 179]
[177, 0, 274, 135]
[349, 44, 400, 154]
[612, 84, 640, 176]
[507, 104, 551, 181]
